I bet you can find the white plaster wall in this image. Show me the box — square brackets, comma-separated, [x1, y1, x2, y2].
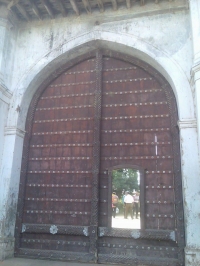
[0, 6, 18, 90]
[0, 6, 17, 171]
[8, 8, 194, 128]
[12, 10, 192, 83]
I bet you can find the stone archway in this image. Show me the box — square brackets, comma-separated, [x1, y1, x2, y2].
[0, 37, 197, 263]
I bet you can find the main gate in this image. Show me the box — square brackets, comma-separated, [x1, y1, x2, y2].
[15, 50, 185, 265]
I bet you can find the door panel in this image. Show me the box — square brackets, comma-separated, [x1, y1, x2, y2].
[15, 57, 97, 262]
[15, 51, 184, 265]
[98, 55, 183, 265]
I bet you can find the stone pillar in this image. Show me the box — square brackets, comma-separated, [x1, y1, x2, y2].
[178, 119, 200, 265]
[187, 1, 200, 264]
[0, 5, 19, 261]
[0, 5, 15, 170]
[0, 6, 15, 90]
[0, 127, 25, 260]
[0, 87, 13, 262]
[190, 0, 200, 146]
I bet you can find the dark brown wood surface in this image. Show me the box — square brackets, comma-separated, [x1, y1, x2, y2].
[15, 51, 184, 265]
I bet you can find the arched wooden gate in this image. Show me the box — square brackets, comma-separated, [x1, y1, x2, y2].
[15, 50, 185, 265]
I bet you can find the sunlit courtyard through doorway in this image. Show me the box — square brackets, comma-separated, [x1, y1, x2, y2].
[112, 215, 140, 229]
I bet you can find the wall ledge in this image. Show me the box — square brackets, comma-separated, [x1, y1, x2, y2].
[191, 62, 200, 84]
[0, 83, 13, 104]
[177, 119, 197, 129]
[4, 127, 25, 138]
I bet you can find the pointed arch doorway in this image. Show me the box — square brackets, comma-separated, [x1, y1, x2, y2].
[15, 50, 185, 265]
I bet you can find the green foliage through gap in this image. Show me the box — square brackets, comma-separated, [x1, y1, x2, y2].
[112, 168, 139, 199]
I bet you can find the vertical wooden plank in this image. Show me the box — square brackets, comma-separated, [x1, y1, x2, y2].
[89, 50, 102, 260]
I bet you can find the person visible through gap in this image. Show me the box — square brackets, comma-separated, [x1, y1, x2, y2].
[133, 191, 140, 219]
[124, 191, 134, 219]
[112, 192, 119, 218]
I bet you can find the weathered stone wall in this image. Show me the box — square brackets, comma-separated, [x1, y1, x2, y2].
[0, 1, 200, 264]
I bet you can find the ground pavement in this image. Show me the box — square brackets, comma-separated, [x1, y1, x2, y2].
[0, 258, 111, 266]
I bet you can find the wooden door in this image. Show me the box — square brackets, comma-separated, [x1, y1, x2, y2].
[97, 55, 184, 266]
[15, 50, 184, 265]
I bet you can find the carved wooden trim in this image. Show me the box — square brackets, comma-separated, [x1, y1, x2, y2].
[17, 248, 95, 262]
[98, 227, 176, 241]
[21, 224, 89, 236]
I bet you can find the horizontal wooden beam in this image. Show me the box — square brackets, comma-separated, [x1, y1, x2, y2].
[28, 0, 42, 20]
[126, 0, 131, 8]
[0, 0, 9, 4]
[57, 0, 67, 17]
[41, 0, 54, 19]
[69, 0, 79, 16]
[7, 0, 19, 10]
[111, 0, 117, 11]
[21, 223, 89, 235]
[82, 0, 92, 14]
[16, 3, 30, 21]
[96, 0, 104, 12]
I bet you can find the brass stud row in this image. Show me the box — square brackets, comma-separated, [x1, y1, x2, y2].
[146, 214, 174, 218]
[40, 88, 162, 100]
[104, 67, 137, 72]
[34, 117, 93, 123]
[50, 81, 95, 87]
[104, 102, 167, 107]
[31, 143, 92, 148]
[65, 69, 95, 75]
[146, 170, 172, 173]
[41, 92, 94, 100]
[146, 201, 174, 204]
[146, 185, 173, 189]
[36, 104, 93, 111]
[33, 130, 92, 135]
[30, 155, 172, 161]
[102, 142, 171, 146]
[27, 184, 91, 188]
[28, 170, 92, 174]
[26, 198, 90, 202]
[101, 243, 176, 251]
[103, 114, 169, 120]
[102, 155, 172, 160]
[25, 210, 90, 215]
[102, 128, 170, 133]
[22, 239, 89, 246]
[29, 157, 91, 161]
[104, 89, 162, 95]
[104, 77, 152, 83]
[34, 115, 169, 124]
